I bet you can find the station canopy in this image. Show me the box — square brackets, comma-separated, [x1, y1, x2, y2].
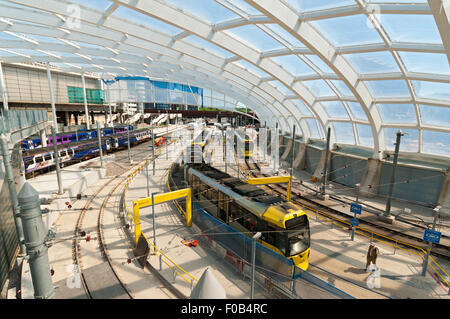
[0, 0, 449, 160]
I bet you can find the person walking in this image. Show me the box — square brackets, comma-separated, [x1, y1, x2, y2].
[366, 244, 379, 269]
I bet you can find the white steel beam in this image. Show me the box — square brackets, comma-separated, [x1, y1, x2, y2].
[246, 0, 386, 159]
[428, 0, 450, 65]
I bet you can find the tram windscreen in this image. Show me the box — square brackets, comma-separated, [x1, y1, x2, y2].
[285, 215, 310, 257]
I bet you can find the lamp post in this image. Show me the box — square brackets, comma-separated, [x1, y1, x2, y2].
[384, 130, 405, 217]
[289, 124, 296, 201]
[127, 105, 131, 163]
[320, 127, 331, 197]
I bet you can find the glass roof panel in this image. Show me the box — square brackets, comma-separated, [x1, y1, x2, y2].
[365, 80, 411, 98]
[164, 0, 240, 24]
[412, 81, 450, 100]
[184, 35, 233, 58]
[224, 0, 262, 15]
[303, 80, 336, 97]
[356, 124, 374, 147]
[269, 80, 292, 95]
[384, 128, 419, 152]
[292, 99, 312, 115]
[381, 14, 442, 44]
[264, 24, 305, 47]
[422, 131, 450, 156]
[0, 32, 24, 41]
[344, 51, 400, 74]
[284, 0, 355, 12]
[321, 101, 349, 119]
[66, 0, 111, 11]
[226, 25, 285, 51]
[377, 104, 417, 124]
[271, 55, 315, 76]
[304, 55, 335, 74]
[398, 52, 450, 75]
[0, 48, 21, 57]
[419, 105, 450, 128]
[234, 59, 269, 77]
[113, 6, 183, 35]
[367, 0, 426, 2]
[311, 15, 384, 47]
[346, 102, 368, 121]
[330, 80, 353, 97]
[305, 118, 321, 138]
[332, 122, 355, 144]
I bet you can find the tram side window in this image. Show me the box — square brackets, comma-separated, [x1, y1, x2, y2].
[24, 158, 34, 166]
[191, 176, 201, 199]
[44, 154, 52, 161]
[242, 213, 257, 232]
[60, 150, 67, 157]
[35, 156, 43, 163]
[209, 189, 218, 206]
[229, 202, 251, 227]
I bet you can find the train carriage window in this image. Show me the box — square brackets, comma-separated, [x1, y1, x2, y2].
[35, 156, 43, 163]
[60, 150, 67, 157]
[24, 158, 34, 166]
[44, 154, 52, 161]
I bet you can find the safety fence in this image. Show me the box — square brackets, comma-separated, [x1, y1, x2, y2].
[0, 109, 48, 134]
[0, 144, 22, 292]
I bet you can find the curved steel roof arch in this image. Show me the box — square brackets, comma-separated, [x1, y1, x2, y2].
[0, 3, 295, 135]
[0, 0, 448, 160]
[1, 0, 311, 138]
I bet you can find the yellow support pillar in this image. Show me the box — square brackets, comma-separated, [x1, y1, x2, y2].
[246, 176, 292, 201]
[133, 202, 141, 244]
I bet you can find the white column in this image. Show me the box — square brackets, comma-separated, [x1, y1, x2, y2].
[46, 63, 58, 132]
[81, 73, 90, 130]
[0, 61, 8, 111]
[40, 129, 47, 147]
[107, 84, 114, 128]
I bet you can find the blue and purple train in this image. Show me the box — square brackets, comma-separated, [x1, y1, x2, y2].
[20, 125, 133, 150]
[21, 126, 163, 178]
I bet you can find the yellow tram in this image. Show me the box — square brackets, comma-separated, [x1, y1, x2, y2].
[184, 163, 310, 270]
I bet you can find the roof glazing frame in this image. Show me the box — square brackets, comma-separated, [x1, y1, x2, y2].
[0, 0, 448, 159]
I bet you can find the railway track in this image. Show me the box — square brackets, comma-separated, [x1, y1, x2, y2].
[72, 172, 132, 299]
[67, 129, 179, 299]
[243, 160, 450, 261]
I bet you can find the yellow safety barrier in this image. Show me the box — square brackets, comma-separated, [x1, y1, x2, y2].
[246, 176, 292, 201]
[132, 188, 192, 243]
[123, 147, 199, 287]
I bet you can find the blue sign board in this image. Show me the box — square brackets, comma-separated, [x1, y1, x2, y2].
[423, 229, 441, 244]
[350, 203, 362, 215]
[350, 218, 359, 226]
